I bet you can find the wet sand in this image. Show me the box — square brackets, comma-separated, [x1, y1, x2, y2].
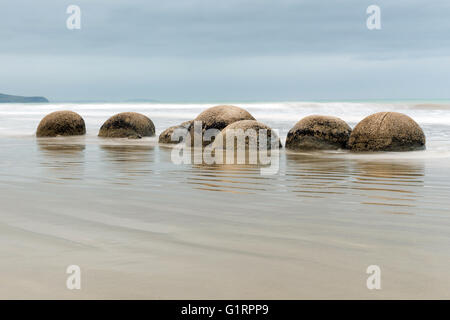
[0, 102, 450, 299]
[0, 137, 448, 299]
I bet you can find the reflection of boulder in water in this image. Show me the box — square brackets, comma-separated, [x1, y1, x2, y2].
[37, 137, 85, 156]
[189, 157, 271, 194]
[100, 144, 154, 163]
[354, 161, 424, 181]
[285, 153, 351, 198]
[38, 142, 86, 154]
[286, 152, 351, 177]
[100, 144, 154, 181]
[37, 139, 86, 180]
[284, 146, 354, 193]
[352, 160, 425, 212]
[184, 147, 277, 168]
[192, 157, 263, 170]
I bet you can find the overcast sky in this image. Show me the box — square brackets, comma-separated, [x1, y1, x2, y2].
[1, 0, 449, 102]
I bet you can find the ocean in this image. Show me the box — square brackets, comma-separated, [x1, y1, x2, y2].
[0, 101, 449, 298]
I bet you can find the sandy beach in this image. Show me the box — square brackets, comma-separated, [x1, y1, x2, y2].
[0, 101, 450, 299]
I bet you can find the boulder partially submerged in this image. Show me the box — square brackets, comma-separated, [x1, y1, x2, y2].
[98, 112, 155, 139]
[36, 111, 86, 137]
[285, 115, 352, 150]
[213, 120, 282, 150]
[159, 120, 193, 144]
[189, 105, 255, 147]
[348, 112, 426, 151]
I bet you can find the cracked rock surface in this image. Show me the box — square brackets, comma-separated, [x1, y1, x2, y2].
[349, 112, 426, 152]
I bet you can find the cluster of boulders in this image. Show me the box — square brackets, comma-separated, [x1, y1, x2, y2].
[285, 112, 425, 152]
[188, 105, 255, 147]
[35, 106, 426, 152]
[36, 111, 155, 139]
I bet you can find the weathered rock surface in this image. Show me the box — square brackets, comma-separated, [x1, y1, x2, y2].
[189, 105, 255, 147]
[285, 115, 352, 150]
[348, 112, 426, 151]
[98, 112, 155, 139]
[36, 111, 86, 137]
[159, 120, 193, 144]
[213, 120, 282, 150]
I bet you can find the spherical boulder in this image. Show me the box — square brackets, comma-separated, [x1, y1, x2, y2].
[98, 112, 155, 139]
[213, 120, 282, 150]
[189, 105, 255, 147]
[158, 120, 193, 144]
[285, 115, 352, 150]
[348, 112, 426, 151]
[36, 111, 86, 137]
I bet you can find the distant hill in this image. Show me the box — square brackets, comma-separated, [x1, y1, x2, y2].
[0, 93, 49, 103]
[124, 98, 160, 103]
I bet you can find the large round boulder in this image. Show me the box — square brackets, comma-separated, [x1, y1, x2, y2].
[98, 112, 155, 139]
[285, 115, 352, 150]
[189, 105, 255, 147]
[159, 120, 193, 144]
[213, 120, 282, 150]
[348, 112, 426, 151]
[36, 111, 86, 137]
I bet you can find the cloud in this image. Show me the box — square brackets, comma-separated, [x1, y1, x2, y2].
[0, 0, 449, 100]
[2, 0, 450, 58]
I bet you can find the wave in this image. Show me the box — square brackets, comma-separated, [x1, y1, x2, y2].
[1, 102, 450, 147]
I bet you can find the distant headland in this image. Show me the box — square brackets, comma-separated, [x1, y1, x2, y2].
[0, 93, 49, 103]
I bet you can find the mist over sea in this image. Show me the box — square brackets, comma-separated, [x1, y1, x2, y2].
[1, 101, 449, 299]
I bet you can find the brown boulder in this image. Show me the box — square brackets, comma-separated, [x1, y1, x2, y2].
[158, 120, 193, 144]
[285, 115, 352, 150]
[189, 105, 255, 146]
[36, 111, 86, 137]
[348, 112, 426, 151]
[213, 120, 282, 150]
[98, 112, 155, 139]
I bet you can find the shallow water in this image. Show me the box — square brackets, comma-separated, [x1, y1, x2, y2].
[0, 102, 450, 299]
